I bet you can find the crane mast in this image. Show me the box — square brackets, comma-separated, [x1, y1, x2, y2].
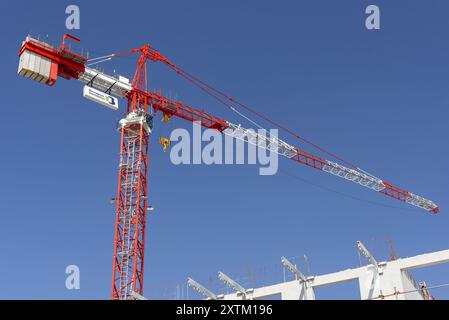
[111, 47, 152, 300]
[17, 34, 439, 300]
[112, 107, 149, 300]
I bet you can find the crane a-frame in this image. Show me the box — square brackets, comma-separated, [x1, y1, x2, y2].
[17, 34, 438, 300]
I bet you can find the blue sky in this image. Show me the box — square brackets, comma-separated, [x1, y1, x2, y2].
[1, 0, 448, 299]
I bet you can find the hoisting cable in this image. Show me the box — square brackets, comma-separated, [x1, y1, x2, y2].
[87, 54, 115, 62]
[87, 57, 113, 66]
[170, 62, 391, 199]
[108, 46, 361, 170]
[173, 68, 267, 131]
[166, 62, 359, 170]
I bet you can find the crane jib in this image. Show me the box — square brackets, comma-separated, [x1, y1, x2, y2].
[17, 34, 439, 214]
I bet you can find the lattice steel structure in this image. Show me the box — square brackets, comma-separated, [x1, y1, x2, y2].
[111, 110, 150, 300]
[111, 46, 153, 299]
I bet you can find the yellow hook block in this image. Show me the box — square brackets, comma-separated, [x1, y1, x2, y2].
[159, 137, 171, 152]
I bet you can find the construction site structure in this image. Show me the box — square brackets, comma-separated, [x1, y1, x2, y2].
[188, 242, 449, 300]
[17, 34, 440, 299]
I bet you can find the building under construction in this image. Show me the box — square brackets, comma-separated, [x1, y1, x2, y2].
[185, 241, 449, 300]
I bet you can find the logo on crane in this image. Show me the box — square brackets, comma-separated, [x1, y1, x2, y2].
[83, 86, 119, 110]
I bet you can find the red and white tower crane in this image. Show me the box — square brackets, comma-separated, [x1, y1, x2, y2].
[17, 34, 439, 300]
